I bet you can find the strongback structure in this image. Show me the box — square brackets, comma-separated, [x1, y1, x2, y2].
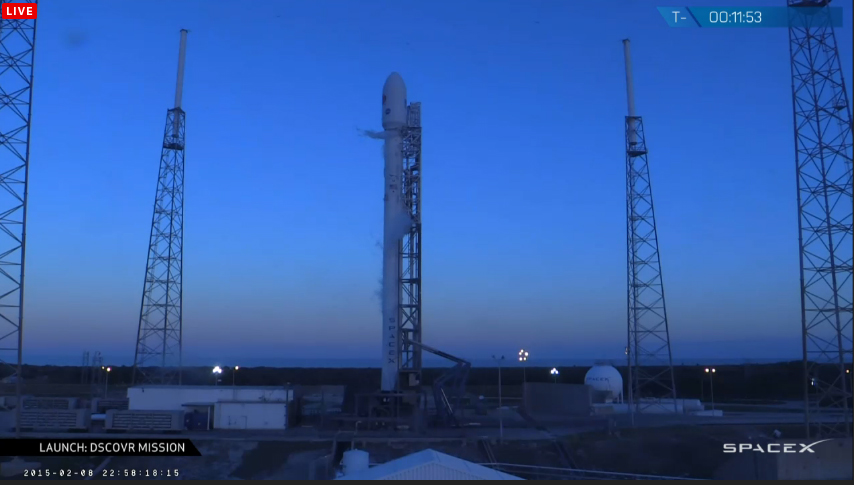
[398, 102, 423, 391]
[622, 39, 678, 413]
[0, 1, 37, 438]
[787, 0, 853, 438]
[133, 30, 189, 385]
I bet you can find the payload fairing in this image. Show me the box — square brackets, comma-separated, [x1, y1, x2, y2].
[377, 72, 413, 391]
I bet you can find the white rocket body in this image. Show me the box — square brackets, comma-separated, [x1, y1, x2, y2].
[379, 73, 411, 392]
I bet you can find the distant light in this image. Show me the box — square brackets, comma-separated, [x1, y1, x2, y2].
[550, 368, 559, 375]
[212, 366, 223, 375]
[847, 369, 850, 374]
[234, 366, 239, 371]
[106, 367, 111, 372]
[705, 368, 715, 373]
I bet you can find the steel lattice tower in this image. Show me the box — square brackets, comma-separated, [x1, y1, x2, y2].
[787, 0, 853, 438]
[0, 1, 37, 438]
[133, 30, 189, 385]
[397, 102, 423, 391]
[622, 40, 678, 414]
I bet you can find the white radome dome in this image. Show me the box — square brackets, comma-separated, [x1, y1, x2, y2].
[584, 364, 623, 402]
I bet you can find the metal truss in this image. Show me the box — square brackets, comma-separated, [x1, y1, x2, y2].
[398, 102, 423, 391]
[133, 108, 185, 385]
[0, 1, 37, 438]
[787, 0, 853, 438]
[625, 116, 678, 413]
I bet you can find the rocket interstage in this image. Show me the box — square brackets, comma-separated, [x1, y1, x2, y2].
[375, 72, 412, 392]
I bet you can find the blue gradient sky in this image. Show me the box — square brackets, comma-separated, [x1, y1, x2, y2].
[24, 0, 853, 365]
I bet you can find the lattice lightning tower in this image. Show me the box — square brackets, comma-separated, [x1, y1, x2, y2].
[622, 39, 678, 413]
[397, 102, 423, 391]
[0, 0, 37, 438]
[787, 0, 853, 438]
[133, 30, 189, 385]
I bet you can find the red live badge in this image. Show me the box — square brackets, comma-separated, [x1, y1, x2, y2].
[1, 3, 37, 19]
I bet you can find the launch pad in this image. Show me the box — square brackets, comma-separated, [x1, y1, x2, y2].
[356, 339, 472, 430]
[353, 391, 426, 431]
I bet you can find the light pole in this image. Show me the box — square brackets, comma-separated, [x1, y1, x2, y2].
[518, 349, 529, 385]
[492, 355, 505, 441]
[213, 366, 223, 386]
[232, 366, 239, 386]
[104, 367, 111, 397]
[518, 349, 529, 408]
[626, 346, 634, 427]
[705, 368, 716, 411]
[550, 368, 559, 384]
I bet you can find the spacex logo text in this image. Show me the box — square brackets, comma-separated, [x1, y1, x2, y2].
[1, 3, 37, 19]
[723, 439, 833, 454]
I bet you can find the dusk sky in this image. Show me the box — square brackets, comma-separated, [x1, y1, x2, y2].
[22, 0, 853, 366]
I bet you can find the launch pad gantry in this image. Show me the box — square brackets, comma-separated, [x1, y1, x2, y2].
[0, 0, 38, 439]
[622, 39, 679, 415]
[786, 0, 853, 439]
[132, 30, 189, 386]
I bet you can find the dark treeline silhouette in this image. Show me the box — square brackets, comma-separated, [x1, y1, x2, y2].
[3, 361, 821, 401]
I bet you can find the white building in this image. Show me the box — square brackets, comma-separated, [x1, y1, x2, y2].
[336, 449, 523, 480]
[213, 401, 288, 430]
[127, 385, 294, 430]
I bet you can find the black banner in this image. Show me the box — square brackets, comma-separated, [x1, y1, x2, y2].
[0, 438, 202, 456]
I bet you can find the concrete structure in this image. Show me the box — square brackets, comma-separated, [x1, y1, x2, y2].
[128, 385, 294, 411]
[105, 410, 184, 431]
[593, 399, 705, 415]
[300, 385, 346, 417]
[337, 449, 522, 480]
[21, 397, 77, 410]
[91, 398, 129, 413]
[127, 385, 294, 430]
[214, 401, 288, 430]
[19, 409, 90, 431]
[523, 383, 592, 416]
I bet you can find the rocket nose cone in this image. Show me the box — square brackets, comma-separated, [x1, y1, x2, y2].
[382, 72, 408, 128]
[383, 72, 407, 98]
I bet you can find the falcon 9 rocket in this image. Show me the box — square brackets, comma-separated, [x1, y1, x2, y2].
[364, 73, 413, 391]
